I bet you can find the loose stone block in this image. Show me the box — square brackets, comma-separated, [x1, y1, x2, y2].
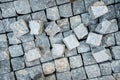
[73, 23, 88, 40]
[32, 11, 47, 21]
[82, 52, 96, 66]
[55, 58, 70, 72]
[52, 44, 65, 59]
[46, 6, 60, 20]
[25, 59, 40, 67]
[106, 19, 118, 34]
[2, 18, 16, 32]
[99, 62, 112, 76]
[95, 19, 111, 34]
[85, 64, 101, 78]
[22, 41, 35, 51]
[59, 3, 73, 17]
[29, 20, 43, 35]
[65, 48, 77, 57]
[111, 60, 120, 73]
[57, 18, 70, 32]
[63, 34, 80, 50]
[0, 2, 16, 17]
[11, 57, 25, 71]
[0, 60, 11, 75]
[9, 44, 24, 57]
[0, 20, 5, 33]
[56, 0, 69, 5]
[71, 67, 87, 80]
[92, 47, 111, 63]
[0, 34, 8, 48]
[77, 41, 90, 53]
[111, 46, 120, 60]
[0, 72, 15, 80]
[70, 15, 81, 29]
[88, 1, 108, 19]
[72, 0, 86, 15]
[15, 69, 30, 80]
[25, 48, 41, 62]
[115, 31, 120, 45]
[86, 32, 103, 46]
[0, 48, 10, 61]
[45, 21, 61, 36]
[42, 62, 55, 75]
[10, 19, 29, 38]
[56, 71, 71, 80]
[46, 74, 56, 80]
[69, 55, 83, 68]
[14, 0, 31, 14]
[102, 33, 115, 47]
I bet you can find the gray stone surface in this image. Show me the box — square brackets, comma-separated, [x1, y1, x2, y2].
[69, 55, 83, 68]
[45, 74, 56, 80]
[85, 64, 101, 78]
[14, 0, 31, 14]
[102, 0, 114, 5]
[56, 0, 69, 5]
[46, 6, 60, 20]
[56, 71, 71, 80]
[22, 41, 35, 51]
[86, 32, 103, 46]
[10, 19, 29, 38]
[71, 67, 87, 80]
[0, 72, 15, 80]
[65, 48, 77, 57]
[111, 60, 120, 73]
[113, 73, 120, 80]
[42, 62, 55, 75]
[17, 14, 32, 21]
[25, 59, 40, 67]
[0, 34, 8, 48]
[59, 3, 72, 17]
[63, 30, 73, 37]
[72, 0, 86, 15]
[57, 18, 70, 32]
[11, 57, 25, 71]
[55, 58, 70, 72]
[99, 75, 116, 80]
[115, 31, 120, 45]
[73, 23, 88, 40]
[0, 48, 10, 61]
[0, 20, 5, 33]
[29, 20, 43, 35]
[45, 21, 61, 36]
[115, 3, 120, 18]
[9, 44, 24, 57]
[0, 2, 16, 17]
[77, 41, 90, 53]
[111, 46, 120, 60]
[52, 44, 65, 59]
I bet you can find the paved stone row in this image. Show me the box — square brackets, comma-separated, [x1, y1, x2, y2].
[0, 0, 120, 80]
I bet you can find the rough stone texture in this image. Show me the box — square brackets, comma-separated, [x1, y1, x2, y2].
[45, 74, 56, 80]
[95, 19, 111, 34]
[29, 20, 43, 35]
[0, 2, 16, 17]
[113, 73, 120, 80]
[9, 44, 24, 57]
[55, 58, 70, 72]
[17, 14, 32, 21]
[99, 75, 116, 80]
[56, 71, 71, 80]
[115, 31, 120, 45]
[11, 57, 25, 71]
[65, 48, 77, 57]
[115, 3, 120, 18]
[0, 20, 5, 33]
[52, 44, 65, 59]
[45, 21, 61, 36]
[85, 64, 101, 78]
[22, 41, 35, 51]
[82, 52, 96, 66]
[73, 23, 88, 40]
[63, 34, 79, 50]
[102, 0, 114, 5]
[10, 19, 29, 38]
[25, 48, 41, 62]
[14, 0, 31, 14]
[69, 55, 83, 68]
[42, 62, 55, 75]
[0, 60, 11, 75]
[70, 15, 81, 29]
[92, 47, 111, 63]
[25, 59, 40, 67]
[99, 62, 112, 76]
[57, 18, 70, 32]
[46, 6, 60, 20]
[32, 11, 47, 21]
[72, 0, 86, 15]
[77, 41, 90, 53]
[0, 34, 8, 48]
[56, 0, 69, 5]
[0, 72, 15, 80]
[0, 48, 10, 61]
[63, 30, 73, 37]
[111, 46, 120, 60]
[59, 3, 73, 17]
[86, 32, 103, 46]
[71, 67, 87, 80]
[88, 1, 108, 19]
[111, 60, 120, 73]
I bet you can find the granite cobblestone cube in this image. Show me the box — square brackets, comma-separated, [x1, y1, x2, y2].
[111, 46, 120, 60]
[0, 34, 8, 48]
[0, 20, 5, 33]
[17, 14, 32, 21]
[65, 48, 77, 57]
[25, 59, 40, 67]
[22, 41, 35, 51]
[0, 72, 15, 80]
[56, 0, 69, 5]
[111, 60, 120, 73]
[0, 48, 10, 61]
[115, 31, 120, 45]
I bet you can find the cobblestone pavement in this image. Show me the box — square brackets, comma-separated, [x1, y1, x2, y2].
[0, 0, 120, 80]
